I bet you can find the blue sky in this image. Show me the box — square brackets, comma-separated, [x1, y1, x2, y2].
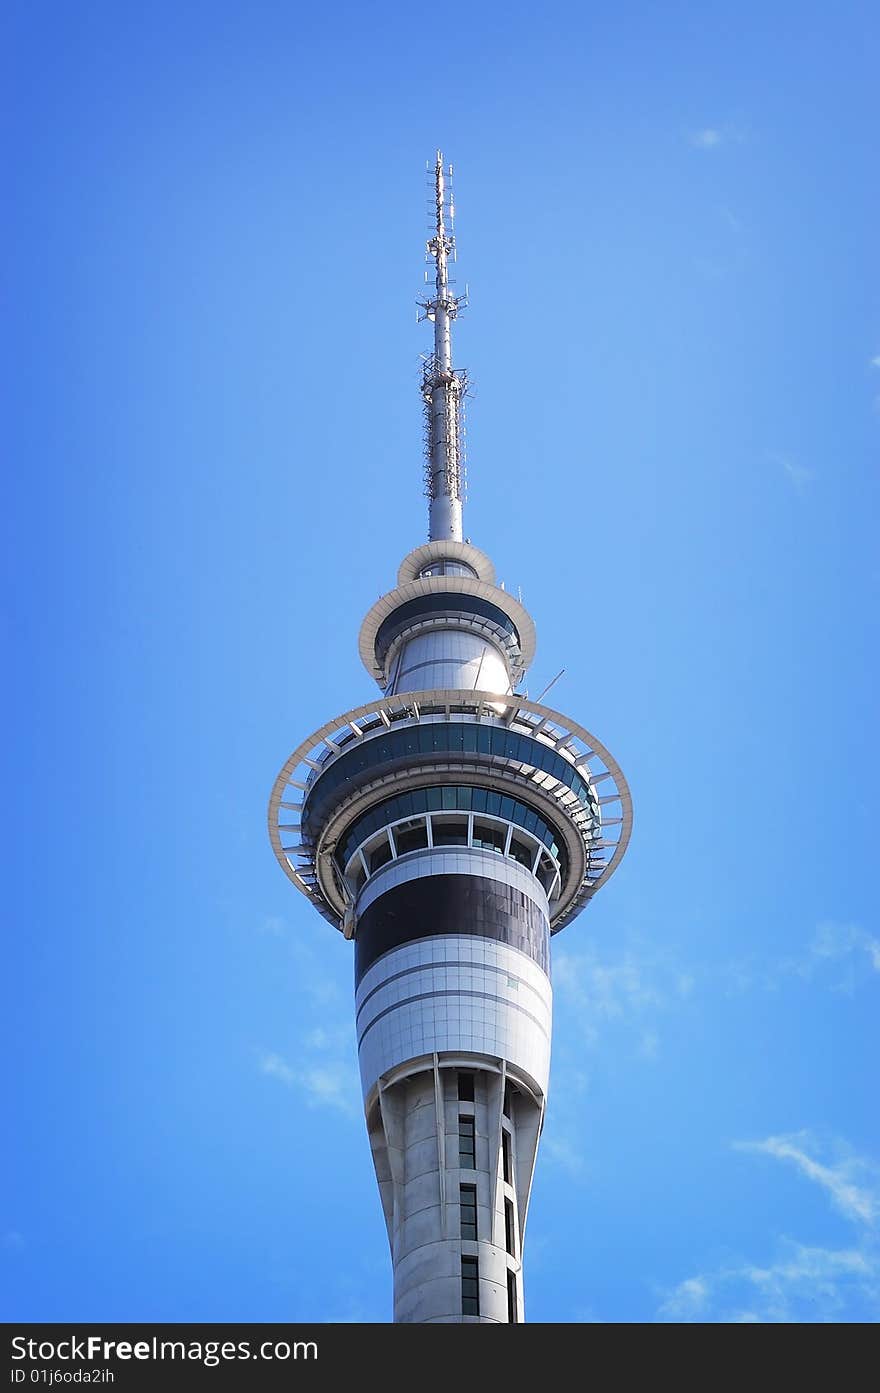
[3, 0, 878, 1323]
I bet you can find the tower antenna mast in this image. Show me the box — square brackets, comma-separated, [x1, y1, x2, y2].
[421, 150, 468, 542]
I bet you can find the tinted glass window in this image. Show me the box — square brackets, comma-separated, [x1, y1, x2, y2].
[473, 822, 505, 853]
[336, 781, 567, 878]
[459, 1116, 476, 1168]
[461, 1256, 480, 1316]
[305, 722, 596, 836]
[432, 818, 468, 847]
[505, 1198, 515, 1255]
[368, 839, 393, 874]
[395, 824, 428, 856]
[460, 1184, 477, 1241]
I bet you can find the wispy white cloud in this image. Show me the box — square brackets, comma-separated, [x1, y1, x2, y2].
[658, 1133, 880, 1322]
[543, 1133, 588, 1179]
[554, 941, 695, 1056]
[258, 914, 288, 938]
[688, 122, 747, 151]
[766, 449, 816, 492]
[807, 921, 880, 974]
[869, 355, 880, 369]
[690, 127, 723, 149]
[258, 1005, 359, 1120]
[260, 1051, 296, 1086]
[657, 1275, 710, 1320]
[717, 920, 880, 997]
[554, 948, 662, 1026]
[658, 1241, 874, 1323]
[779, 920, 880, 993]
[735, 1132, 879, 1226]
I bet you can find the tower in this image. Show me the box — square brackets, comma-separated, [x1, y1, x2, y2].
[268, 154, 632, 1323]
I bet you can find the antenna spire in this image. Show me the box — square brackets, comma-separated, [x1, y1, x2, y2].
[420, 151, 468, 542]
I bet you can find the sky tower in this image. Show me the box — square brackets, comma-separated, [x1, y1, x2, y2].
[268, 154, 632, 1323]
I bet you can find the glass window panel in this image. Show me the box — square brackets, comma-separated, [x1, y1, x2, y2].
[509, 837, 532, 868]
[368, 838, 393, 873]
[458, 1116, 476, 1167]
[433, 818, 468, 846]
[460, 1184, 478, 1241]
[505, 1198, 515, 1255]
[461, 1257, 480, 1315]
[395, 824, 428, 856]
[473, 823, 505, 853]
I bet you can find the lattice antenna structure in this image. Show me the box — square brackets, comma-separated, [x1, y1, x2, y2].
[419, 151, 469, 542]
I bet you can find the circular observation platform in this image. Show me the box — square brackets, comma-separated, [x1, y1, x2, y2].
[268, 690, 632, 937]
[358, 550, 536, 689]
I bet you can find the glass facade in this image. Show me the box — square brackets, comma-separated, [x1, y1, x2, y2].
[374, 593, 520, 668]
[417, 559, 478, 578]
[354, 872, 552, 984]
[336, 783, 565, 873]
[388, 627, 511, 698]
[303, 721, 598, 836]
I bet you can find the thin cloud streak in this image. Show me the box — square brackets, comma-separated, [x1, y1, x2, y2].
[257, 1047, 362, 1119]
[658, 1133, 880, 1321]
[735, 1133, 879, 1225]
[690, 128, 722, 149]
[687, 122, 748, 150]
[766, 449, 816, 493]
[658, 1241, 874, 1323]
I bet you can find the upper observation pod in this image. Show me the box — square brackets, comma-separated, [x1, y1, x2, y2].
[358, 541, 536, 699]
